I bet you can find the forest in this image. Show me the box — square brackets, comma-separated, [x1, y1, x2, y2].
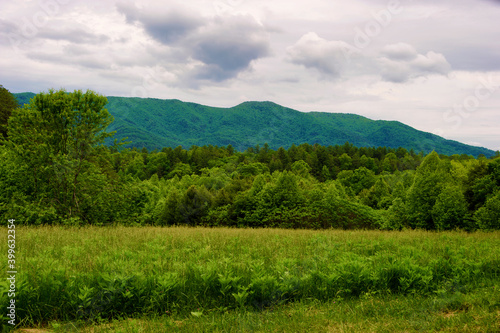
[14, 92, 495, 156]
[1, 87, 499, 230]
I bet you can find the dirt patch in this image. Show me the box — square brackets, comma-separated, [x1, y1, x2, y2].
[441, 310, 457, 318]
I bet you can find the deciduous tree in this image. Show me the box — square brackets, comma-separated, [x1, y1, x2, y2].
[0, 85, 19, 140]
[6, 89, 115, 221]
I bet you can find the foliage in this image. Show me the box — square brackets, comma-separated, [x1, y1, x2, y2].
[431, 185, 468, 230]
[0, 85, 19, 140]
[406, 152, 451, 229]
[474, 192, 500, 230]
[14, 93, 494, 156]
[2, 90, 500, 231]
[51, 289, 500, 332]
[1, 226, 499, 328]
[2, 89, 120, 224]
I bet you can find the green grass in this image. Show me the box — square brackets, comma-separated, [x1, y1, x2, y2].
[16, 290, 500, 332]
[2, 227, 499, 332]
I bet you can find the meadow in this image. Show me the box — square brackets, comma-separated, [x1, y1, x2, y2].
[1, 226, 499, 332]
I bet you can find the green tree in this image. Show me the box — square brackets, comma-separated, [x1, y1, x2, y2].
[257, 143, 271, 163]
[337, 167, 376, 195]
[126, 154, 147, 180]
[276, 147, 290, 169]
[338, 153, 353, 170]
[167, 162, 193, 178]
[321, 181, 382, 229]
[159, 187, 182, 225]
[266, 171, 304, 209]
[464, 158, 500, 211]
[385, 197, 407, 230]
[291, 160, 312, 178]
[431, 185, 468, 230]
[406, 151, 451, 229]
[178, 185, 213, 225]
[382, 152, 399, 172]
[473, 192, 500, 230]
[360, 177, 391, 209]
[6, 89, 115, 222]
[0, 85, 19, 140]
[360, 155, 377, 173]
[145, 151, 170, 178]
[320, 165, 331, 182]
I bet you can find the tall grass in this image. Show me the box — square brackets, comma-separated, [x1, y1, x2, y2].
[1, 226, 499, 328]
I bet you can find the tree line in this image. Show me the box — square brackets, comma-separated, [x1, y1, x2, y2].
[1, 88, 499, 230]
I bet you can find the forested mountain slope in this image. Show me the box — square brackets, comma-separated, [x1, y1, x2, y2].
[4, 89, 500, 230]
[14, 93, 495, 156]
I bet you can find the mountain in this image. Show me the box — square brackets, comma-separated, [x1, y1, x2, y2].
[13, 93, 495, 156]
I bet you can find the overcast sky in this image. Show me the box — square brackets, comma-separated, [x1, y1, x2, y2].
[1, 0, 499, 151]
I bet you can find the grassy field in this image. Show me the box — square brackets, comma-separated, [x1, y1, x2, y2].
[1, 226, 499, 332]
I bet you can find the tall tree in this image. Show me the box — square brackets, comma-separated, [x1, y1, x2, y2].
[431, 185, 468, 230]
[406, 151, 451, 229]
[6, 89, 115, 221]
[474, 192, 500, 230]
[0, 85, 19, 140]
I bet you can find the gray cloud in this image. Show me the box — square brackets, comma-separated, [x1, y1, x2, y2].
[440, 45, 500, 72]
[117, 3, 271, 84]
[188, 16, 270, 81]
[381, 43, 418, 61]
[0, 19, 17, 34]
[116, 2, 204, 44]
[38, 28, 110, 44]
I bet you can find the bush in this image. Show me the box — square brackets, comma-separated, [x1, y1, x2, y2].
[474, 192, 500, 230]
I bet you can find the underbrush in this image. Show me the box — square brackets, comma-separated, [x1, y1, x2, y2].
[1, 227, 499, 330]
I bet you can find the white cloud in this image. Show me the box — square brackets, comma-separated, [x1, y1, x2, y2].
[381, 43, 418, 61]
[286, 32, 358, 77]
[378, 44, 451, 83]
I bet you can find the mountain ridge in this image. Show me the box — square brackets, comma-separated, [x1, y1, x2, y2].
[13, 93, 495, 157]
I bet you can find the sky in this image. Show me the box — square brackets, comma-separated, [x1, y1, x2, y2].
[1, 0, 500, 151]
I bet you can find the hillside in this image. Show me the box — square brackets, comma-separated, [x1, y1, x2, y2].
[13, 93, 495, 156]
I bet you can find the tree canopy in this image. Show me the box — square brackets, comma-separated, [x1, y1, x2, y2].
[1, 88, 499, 230]
[0, 85, 19, 140]
[2, 89, 117, 223]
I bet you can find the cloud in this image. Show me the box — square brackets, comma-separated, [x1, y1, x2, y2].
[188, 15, 270, 82]
[286, 38, 452, 84]
[381, 43, 418, 61]
[27, 51, 111, 69]
[0, 15, 110, 54]
[38, 28, 110, 44]
[378, 43, 451, 82]
[442, 46, 500, 72]
[0, 19, 17, 34]
[117, 3, 271, 84]
[286, 32, 357, 77]
[116, 2, 204, 44]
